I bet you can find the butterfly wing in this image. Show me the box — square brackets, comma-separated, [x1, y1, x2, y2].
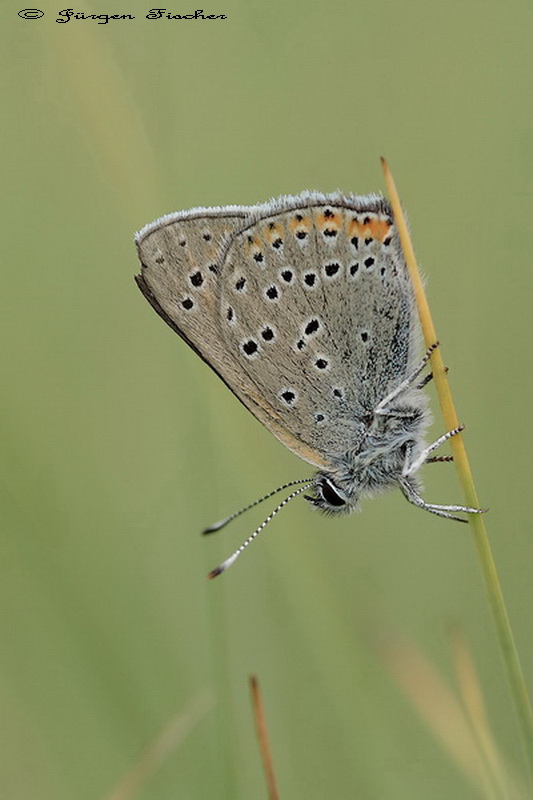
[135, 204, 333, 467]
[216, 192, 421, 466]
[135, 193, 421, 470]
[135, 204, 257, 386]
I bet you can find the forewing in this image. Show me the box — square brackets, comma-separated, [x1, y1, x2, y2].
[135, 203, 333, 468]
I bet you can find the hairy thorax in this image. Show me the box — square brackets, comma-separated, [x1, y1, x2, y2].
[309, 392, 431, 513]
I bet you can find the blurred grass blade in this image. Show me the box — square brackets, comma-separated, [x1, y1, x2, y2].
[381, 158, 533, 780]
[48, 0, 158, 219]
[450, 627, 528, 799]
[104, 689, 214, 800]
[382, 637, 525, 800]
[250, 675, 280, 800]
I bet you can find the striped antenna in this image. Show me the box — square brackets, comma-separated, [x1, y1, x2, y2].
[202, 479, 311, 534]
[207, 483, 313, 579]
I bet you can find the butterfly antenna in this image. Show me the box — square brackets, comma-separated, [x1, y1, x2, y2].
[207, 483, 312, 578]
[202, 479, 311, 535]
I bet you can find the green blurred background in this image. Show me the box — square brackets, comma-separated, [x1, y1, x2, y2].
[2, 1, 532, 797]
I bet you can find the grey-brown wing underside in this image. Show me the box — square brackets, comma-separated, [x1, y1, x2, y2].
[134, 203, 334, 468]
[216, 193, 421, 465]
[135, 193, 421, 470]
[135, 207, 251, 381]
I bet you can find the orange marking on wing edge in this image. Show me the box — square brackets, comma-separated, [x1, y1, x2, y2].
[245, 237, 259, 254]
[263, 223, 282, 243]
[348, 219, 365, 237]
[288, 215, 311, 233]
[313, 208, 340, 231]
[369, 219, 392, 240]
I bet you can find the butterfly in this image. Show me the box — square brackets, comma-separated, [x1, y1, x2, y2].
[135, 192, 484, 576]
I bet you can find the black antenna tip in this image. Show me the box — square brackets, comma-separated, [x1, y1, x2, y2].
[202, 517, 230, 535]
[207, 566, 224, 580]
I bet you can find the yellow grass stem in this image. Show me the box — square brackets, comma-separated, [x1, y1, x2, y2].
[250, 676, 280, 800]
[381, 158, 533, 779]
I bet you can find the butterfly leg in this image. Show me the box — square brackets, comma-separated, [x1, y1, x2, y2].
[375, 342, 439, 415]
[404, 441, 453, 469]
[398, 477, 485, 523]
[404, 425, 464, 476]
[415, 365, 449, 390]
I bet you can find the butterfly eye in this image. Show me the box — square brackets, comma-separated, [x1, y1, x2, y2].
[321, 479, 346, 507]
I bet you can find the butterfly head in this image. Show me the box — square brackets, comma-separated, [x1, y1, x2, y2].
[305, 473, 360, 516]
